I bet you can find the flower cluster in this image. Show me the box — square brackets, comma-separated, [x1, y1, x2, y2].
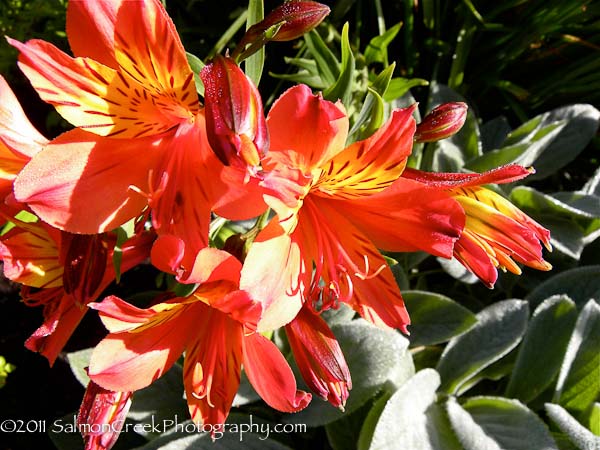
[0, 0, 551, 448]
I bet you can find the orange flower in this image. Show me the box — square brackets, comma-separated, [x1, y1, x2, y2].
[240, 85, 465, 331]
[402, 165, 552, 287]
[8, 0, 265, 276]
[88, 248, 310, 427]
[0, 75, 48, 213]
[0, 217, 154, 364]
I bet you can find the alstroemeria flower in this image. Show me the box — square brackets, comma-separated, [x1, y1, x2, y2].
[201, 55, 268, 173]
[240, 85, 465, 331]
[0, 75, 48, 212]
[402, 165, 552, 287]
[88, 248, 310, 427]
[0, 217, 154, 364]
[77, 379, 132, 450]
[8, 0, 265, 276]
[286, 305, 351, 409]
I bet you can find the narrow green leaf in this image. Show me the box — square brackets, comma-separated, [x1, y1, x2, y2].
[382, 77, 428, 102]
[186, 52, 205, 96]
[324, 23, 355, 107]
[545, 403, 600, 450]
[436, 300, 529, 395]
[349, 64, 394, 139]
[364, 22, 402, 66]
[284, 319, 413, 426]
[304, 29, 339, 86]
[506, 295, 578, 403]
[554, 300, 600, 414]
[448, 24, 476, 89]
[112, 218, 135, 283]
[244, 0, 265, 85]
[402, 290, 477, 347]
[526, 266, 600, 311]
[448, 397, 558, 450]
[589, 403, 600, 437]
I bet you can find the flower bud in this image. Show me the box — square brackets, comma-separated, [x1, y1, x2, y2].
[235, 1, 330, 60]
[201, 55, 268, 173]
[77, 379, 132, 450]
[286, 306, 351, 410]
[415, 102, 468, 143]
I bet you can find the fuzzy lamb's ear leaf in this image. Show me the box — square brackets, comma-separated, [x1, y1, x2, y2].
[283, 319, 413, 427]
[447, 397, 558, 450]
[436, 300, 529, 395]
[505, 295, 578, 403]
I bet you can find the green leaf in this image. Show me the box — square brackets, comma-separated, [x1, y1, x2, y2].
[545, 403, 600, 450]
[66, 348, 93, 387]
[402, 290, 477, 347]
[436, 300, 529, 395]
[186, 52, 205, 96]
[554, 300, 600, 414]
[589, 403, 600, 436]
[324, 23, 355, 107]
[526, 104, 600, 181]
[244, 0, 265, 85]
[526, 266, 600, 311]
[382, 77, 428, 102]
[356, 392, 393, 450]
[582, 167, 600, 197]
[349, 64, 394, 139]
[113, 218, 135, 283]
[509, 186, 599, 259]
[465, 122, 566, 173]
[128, 364, 188, 439]
[447, 396, 558, 450]
[366, 369, 462, 450]
[437, 256, 479, 285]
[284, 319, 413, 426]
[320, 303, 356, 327]
[304, 29, 339, 86]
[327, 399, 379, 450]
[506, 295, 578, 403]
[364, 22, 402, 66]
[480, 116, 511, 152]
[232, 370, 260, 407]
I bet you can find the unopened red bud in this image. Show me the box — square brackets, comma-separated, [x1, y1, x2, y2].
[78, 379, 132, 450]
[201, 55, 268, 172]
[415, 102, 468, 143]
[235, 1, 330, 60]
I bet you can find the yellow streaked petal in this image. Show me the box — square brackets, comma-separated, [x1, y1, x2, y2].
[10, 37, 196, 139]
[314, 106, 416, 199]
